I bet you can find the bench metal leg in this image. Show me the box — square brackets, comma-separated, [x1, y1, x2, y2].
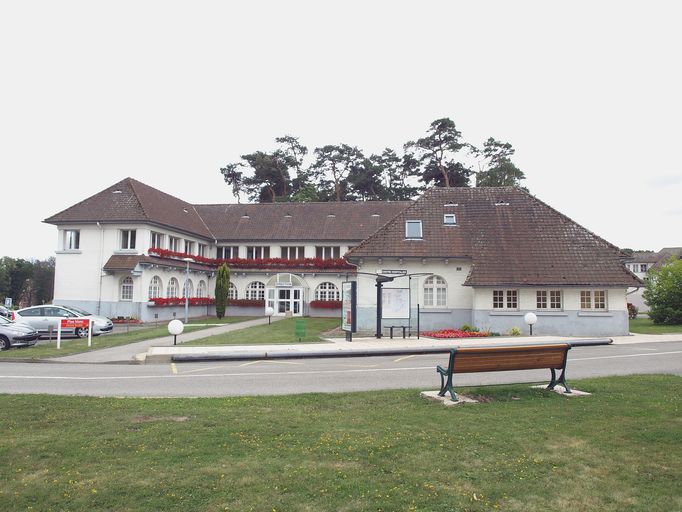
[437, 367, 458, 402]
[548, 368, 572, 394]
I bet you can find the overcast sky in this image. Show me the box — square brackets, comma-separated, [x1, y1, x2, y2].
[2, 1, 680, 260]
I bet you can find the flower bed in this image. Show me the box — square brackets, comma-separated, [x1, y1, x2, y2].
[422, 329, 491, 339]
[147, 247, 354, 270]
[228, 299, 265, 308]
[149, 297, 215, 306]
[309, 300, 342, 309]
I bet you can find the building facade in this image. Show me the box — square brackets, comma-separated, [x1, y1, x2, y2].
[46, 178, 641, 336]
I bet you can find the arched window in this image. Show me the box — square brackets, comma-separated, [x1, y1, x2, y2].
[120, 276, 134, 301]
[196, 280, 207, 298]
[424, 275, 447, 307]
[183, 279, 194, 298]
[245, 281, 265, 301]
[315, 282, 340, 301]
[167, 277, 179, 298]
[228, 282, 238, 300]
[148, 276, 162, 299]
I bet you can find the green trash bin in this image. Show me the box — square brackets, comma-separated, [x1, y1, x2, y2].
[295, 319, 306, 341]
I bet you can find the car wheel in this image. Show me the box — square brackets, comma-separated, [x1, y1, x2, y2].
[0, 336, 10, 350]
[74, 328, 89, 338]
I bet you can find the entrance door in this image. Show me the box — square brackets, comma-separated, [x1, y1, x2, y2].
[275, 287, 303, 316]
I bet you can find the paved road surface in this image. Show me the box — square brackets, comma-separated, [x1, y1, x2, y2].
[1, 341, 680, 397]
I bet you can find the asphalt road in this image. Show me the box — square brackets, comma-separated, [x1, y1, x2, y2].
[0, 341, 680, 397]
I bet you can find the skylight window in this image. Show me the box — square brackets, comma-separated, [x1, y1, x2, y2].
[444, 214, 457, 225]
[405, 220, 423, 239]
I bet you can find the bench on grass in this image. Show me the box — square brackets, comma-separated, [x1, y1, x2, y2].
[436, 343, 572, 401]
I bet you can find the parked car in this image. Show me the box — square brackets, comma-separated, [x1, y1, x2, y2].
[12, 305, 113, 338]
[0, 305, 11, 318]
[0, 316, 40, 349]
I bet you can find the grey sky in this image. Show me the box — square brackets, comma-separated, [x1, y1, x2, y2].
[2, 1, 680, 260]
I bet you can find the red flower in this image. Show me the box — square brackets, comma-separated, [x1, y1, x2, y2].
[309, 300, 342, 309]
[422, 329, 491, 339]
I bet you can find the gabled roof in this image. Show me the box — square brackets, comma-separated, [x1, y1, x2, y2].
[44, 178, 215, 239]
[347, 187, 642, 287]
[194, 201, 409, 242]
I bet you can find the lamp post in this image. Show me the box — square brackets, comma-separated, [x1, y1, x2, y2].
[524, 312, 538, 336]
[168, 319, 184, 345]
[182, 257, 192, 324]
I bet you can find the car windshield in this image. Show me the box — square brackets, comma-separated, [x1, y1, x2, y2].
[59, 305, 92, 316]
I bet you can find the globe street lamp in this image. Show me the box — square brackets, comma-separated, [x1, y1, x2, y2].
[524, 312, 538, 336]
[182, 257, 193, 324]
[265, 306, 274, 325]
[168, 318, 184, 346]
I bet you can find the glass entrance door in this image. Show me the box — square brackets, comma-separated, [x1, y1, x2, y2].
[275, 287, 303, 316]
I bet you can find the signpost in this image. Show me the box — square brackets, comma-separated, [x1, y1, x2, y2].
[4, 298, 11, 308]
[341, 281, 357, 341]
[57, 318, 92, 349]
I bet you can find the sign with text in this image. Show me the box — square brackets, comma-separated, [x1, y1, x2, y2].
[4, 297, 11, 308]
[60, 318, 91, 329]
[341, 281, 356, 332]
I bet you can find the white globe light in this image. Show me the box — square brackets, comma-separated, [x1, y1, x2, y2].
[524, 312, 538, 326]
[168, 319, 184, 335]
[265, 306, 275, 317]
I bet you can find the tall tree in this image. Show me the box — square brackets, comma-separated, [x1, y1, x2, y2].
[475, 137, 526, 188]
[406, 118, 473, 188]
[643, 258, 682, 324]
[214, 263, 230, 319]
[241, 150, 292, 203]
[310, 144, 365, 201]
[276, 135, 310, 198]
[220, 163, 244, 203]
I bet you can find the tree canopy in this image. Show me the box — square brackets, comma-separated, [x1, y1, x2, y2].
[219, 118, 526, 203]
[643, 258, 682, 324]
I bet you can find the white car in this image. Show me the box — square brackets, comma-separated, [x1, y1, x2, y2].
[12, 305, 113, 338]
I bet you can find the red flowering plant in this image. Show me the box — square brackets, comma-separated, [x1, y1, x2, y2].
[228, 299, 265, 307]
[147, 247, 354, 270]
[422, 329, 491, 339]
[149, 297, 215, 306]
[309, 300, 342, 309]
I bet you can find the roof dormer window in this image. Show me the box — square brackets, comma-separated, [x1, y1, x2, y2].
[405, 220, 422, 239]
[444, 214, 457, 225]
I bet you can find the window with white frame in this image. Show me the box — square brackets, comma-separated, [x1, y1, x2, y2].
[196, 280, 207, 298]
[148, 276, 162, 299]
[151, 232, 164, 249]
[247, 246, 270, 260]
[228, 282, 238, 300]
[580, 290, 607, 310]
[537, 290, 562, 310]
[169, 237, 180, 252]
[120, 276, 134, 301]
[315, 282, 340, 301]
[64, 229, 80, 250]
[245, 281, 265, 300]
[640, 264, 648, 272]
[443, 214, 457, 225]
[183, 279, 194, 298]
[167, 277, 179, 297]
[405, 220, 423, 239]
[424, 275, 447, 307]
[315, 246, 340, 259]
[121, 229, 136, 250]
[217, 246, 239, 259]
[493, 289, 518, 309]
[197, 244, 207, 257]
[184, 240, 194, 255]
[282, 246, 305, 259]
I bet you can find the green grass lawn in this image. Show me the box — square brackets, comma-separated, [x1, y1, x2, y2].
[0, 375, 680, 511]
[0, 317, 256, 359]
[184, 317, 341, 346]
[629, 317, 682, 334]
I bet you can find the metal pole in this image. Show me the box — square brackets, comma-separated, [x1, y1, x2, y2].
[375, 281, 383, 338]
[184, 261, 189, 324]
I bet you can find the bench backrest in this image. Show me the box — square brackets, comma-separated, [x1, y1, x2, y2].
[451, 344, 570, 374]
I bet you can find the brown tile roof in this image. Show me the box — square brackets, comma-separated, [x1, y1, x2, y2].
[651, 247, 682, 269]
[347, 187, 642, 287]
[194, 201, 409, 242]
[46, 178, 409, 242]
[45, 178, 215, 239]
[103, 255, 213, 273]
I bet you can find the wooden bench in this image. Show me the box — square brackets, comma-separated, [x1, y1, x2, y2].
[436, 343, 572, 401]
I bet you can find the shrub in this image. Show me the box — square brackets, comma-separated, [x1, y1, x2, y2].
[460, 324, 479, 333]
[309, 300, 342, 309]
[215, 263, 230, 319]
[508, 327, 522, 336]
[643, 258, 682, 324]
[627, 302, 639, 320]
